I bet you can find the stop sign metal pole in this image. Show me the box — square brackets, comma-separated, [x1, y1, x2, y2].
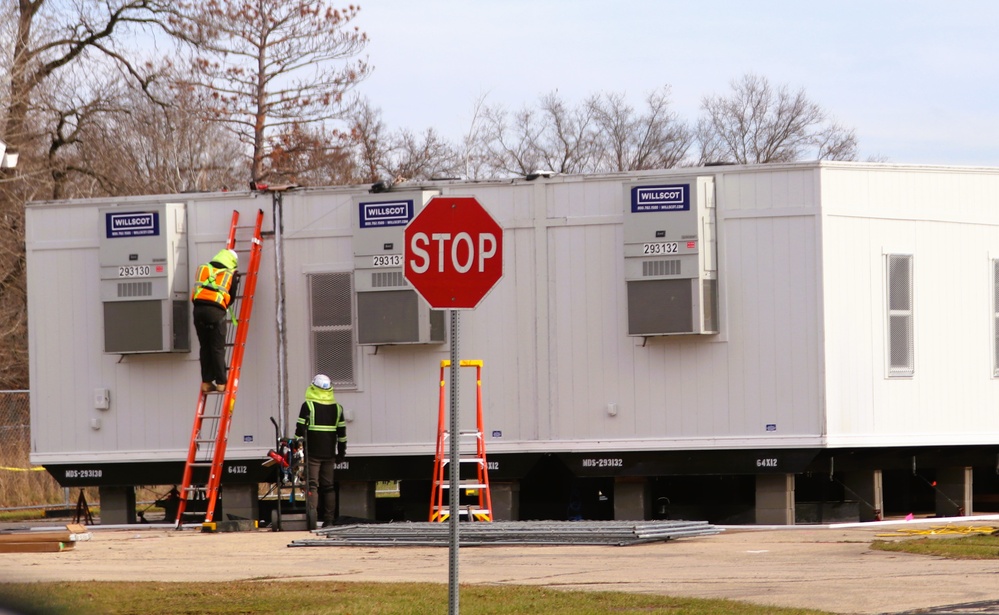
[402, 195, 503, 615]
[447, 309, 460, 615]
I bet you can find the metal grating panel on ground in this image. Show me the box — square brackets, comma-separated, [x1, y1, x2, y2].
[289, 520, 722, 547]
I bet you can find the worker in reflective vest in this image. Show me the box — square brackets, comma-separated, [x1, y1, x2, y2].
[295, 374, 347, 529]
[191, 248, 238, 393]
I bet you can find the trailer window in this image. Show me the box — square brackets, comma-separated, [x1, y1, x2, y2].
[886, 254, 913, 377]
[993, 260, 999, 377]
[309, 271, 355, 388]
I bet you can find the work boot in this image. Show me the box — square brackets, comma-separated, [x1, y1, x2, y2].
[215, 383, 227, 392]
[201, 382, 213, 393]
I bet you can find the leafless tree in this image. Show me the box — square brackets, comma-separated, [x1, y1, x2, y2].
[75, 76, 249, 195]
[0, 172, 28, 387]
[814, 121, 859, 161]
[341, 99, 460, 184]
[384, 128, 460, 182]
[589, 86, 693, 171]
[170, 0, 371, 184]
[476, 103, 542, 178]
[474, 91, 601, 178]
[469, 88, 697, 178]
[347, 98, 390, 184]
[458, 93, 490, 180]
[697, 73, 857, 164]
[532, 92, 601, 175]
[4, 0, 172, 160]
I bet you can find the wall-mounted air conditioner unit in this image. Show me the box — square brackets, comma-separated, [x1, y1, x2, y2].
[623, 177, 718, 336]
[351, 190, 445, 345]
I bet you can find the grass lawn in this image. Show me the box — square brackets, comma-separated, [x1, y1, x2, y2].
[0, 581, 833, 615]
[872, 529, 999, 559]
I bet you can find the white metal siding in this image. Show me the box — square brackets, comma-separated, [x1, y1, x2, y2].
[822, 166, 999, 446]
[27, 164, 999, 466]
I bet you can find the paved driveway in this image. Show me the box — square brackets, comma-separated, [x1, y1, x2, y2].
[2, 517, 999, 615]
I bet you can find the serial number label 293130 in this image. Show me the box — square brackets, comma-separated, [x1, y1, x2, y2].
[65, 469, 103, 479]
[118, 265, 151, 278]
[643, 242, 678, 255]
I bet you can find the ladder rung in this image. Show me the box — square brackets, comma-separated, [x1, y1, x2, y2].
[432, 507, 491, 515]
[442, 483, 489, 490]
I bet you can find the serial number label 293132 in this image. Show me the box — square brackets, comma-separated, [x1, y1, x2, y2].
[581, 458, 624, 468]
[643, 242, 678, 255]
[118, 265, 151, 278]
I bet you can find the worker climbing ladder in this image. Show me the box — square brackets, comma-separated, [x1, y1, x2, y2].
[175, 209, 265, 528]
[429, 359, 493, 522]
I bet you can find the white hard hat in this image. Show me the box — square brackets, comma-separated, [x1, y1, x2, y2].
[312, 374, 332, 390]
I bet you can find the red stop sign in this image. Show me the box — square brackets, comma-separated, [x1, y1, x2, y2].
[404, 196, 503, 309]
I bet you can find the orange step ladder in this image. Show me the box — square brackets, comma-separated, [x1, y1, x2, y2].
[429, 359, 493, 522]
[175, 209, 265, 529]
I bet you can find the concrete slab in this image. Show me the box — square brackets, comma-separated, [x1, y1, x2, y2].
[1, 517, 998, 614]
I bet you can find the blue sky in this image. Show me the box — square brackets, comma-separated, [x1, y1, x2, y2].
[354, 1, 999, 166]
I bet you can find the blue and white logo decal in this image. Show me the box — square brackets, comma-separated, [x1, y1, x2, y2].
[359, 200, 413, 229]
[631, 184, 690, 213]
[106, 211, 160, 238]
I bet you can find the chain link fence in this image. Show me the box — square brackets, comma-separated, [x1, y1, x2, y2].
[0, 390, 67, 510]
[1, 392, 193, 519]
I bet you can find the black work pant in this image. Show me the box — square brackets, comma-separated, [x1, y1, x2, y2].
[307, 456, 337, 525]
[193, 303, 228, 385]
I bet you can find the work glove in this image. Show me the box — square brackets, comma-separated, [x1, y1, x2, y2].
[335, 444, 346, 463]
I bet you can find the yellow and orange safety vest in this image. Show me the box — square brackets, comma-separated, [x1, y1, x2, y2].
[191, 263, 235, 309]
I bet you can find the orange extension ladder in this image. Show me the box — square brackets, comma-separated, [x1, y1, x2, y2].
[429, 359, 493, 522]
[175, 209, 265, 528]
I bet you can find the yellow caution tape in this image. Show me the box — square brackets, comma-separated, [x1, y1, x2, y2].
[877, 525, 998, 537]
[0, 466, 46, 472]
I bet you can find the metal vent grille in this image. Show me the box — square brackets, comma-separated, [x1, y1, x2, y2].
[309, 272, 355, 387]
[371, 270, 407, 288]
[643, 259, 681, 277]
[117, 281, 152, 298]
[886, 254, 913, 376]
[703, 279, 718, 333]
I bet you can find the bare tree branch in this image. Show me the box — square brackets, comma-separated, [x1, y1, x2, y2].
[590, 86, 693, 171]
[698, 73, 857, 164]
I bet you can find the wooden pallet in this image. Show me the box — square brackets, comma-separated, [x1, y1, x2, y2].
[0, 524, 90, 553]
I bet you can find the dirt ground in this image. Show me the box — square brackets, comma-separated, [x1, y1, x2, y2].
[3, 517, 999, 615]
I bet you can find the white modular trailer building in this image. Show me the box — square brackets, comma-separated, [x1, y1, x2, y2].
[25, 162, 999, 524]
